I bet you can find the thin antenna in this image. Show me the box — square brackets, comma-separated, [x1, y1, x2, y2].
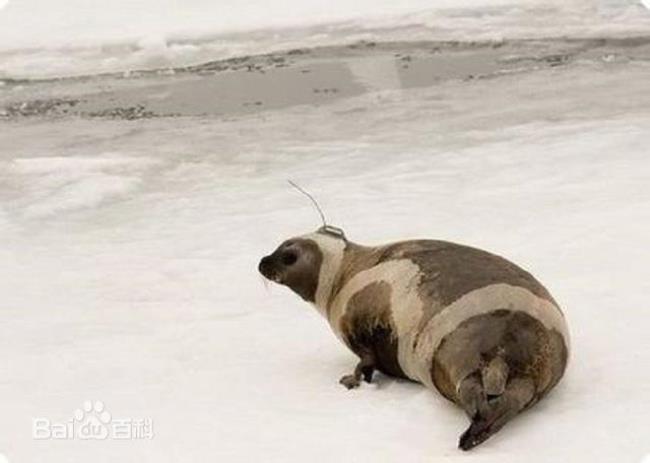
[287, 180, 327, 227]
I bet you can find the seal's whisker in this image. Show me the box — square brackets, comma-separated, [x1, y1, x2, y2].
[259, 273, 270, 292]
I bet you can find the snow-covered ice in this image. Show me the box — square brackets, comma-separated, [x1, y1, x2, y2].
[1, 0, 650, 461]
[1, 51, 650, 461]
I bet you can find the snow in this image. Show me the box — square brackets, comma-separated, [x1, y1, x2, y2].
[1, 52, 650, 462]
[8, 156, 158, 218]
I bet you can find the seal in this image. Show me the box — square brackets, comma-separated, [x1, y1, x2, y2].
[258, 226, 569, 450]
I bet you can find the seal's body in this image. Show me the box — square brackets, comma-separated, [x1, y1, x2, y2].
[259, 228, 569, 450]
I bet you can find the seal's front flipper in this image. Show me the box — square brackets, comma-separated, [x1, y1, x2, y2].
[339, 374, 361, 389]
[339, 351, 375, 390]
[458, 376, 535, 450]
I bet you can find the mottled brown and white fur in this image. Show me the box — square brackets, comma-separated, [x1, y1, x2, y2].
[258, 228, 569, 450]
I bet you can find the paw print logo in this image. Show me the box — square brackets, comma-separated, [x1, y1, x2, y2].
[74, 400, 112, 440]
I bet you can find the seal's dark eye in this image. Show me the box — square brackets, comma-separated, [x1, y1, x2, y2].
[281, 251, 298, 266]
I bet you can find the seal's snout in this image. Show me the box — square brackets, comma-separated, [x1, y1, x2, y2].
[258, 255, 273, 277]
[259, 255, 281, 282]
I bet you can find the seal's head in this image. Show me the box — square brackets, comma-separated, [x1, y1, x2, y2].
[258, 226, 347, 306]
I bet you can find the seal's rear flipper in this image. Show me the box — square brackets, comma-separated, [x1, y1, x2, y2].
[458, 376, 535, 451]
[482, 355, 509, 397]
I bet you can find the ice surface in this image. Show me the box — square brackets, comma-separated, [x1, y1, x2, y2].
[1, 52, 649, 461]
[1, 0, 650, 78]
